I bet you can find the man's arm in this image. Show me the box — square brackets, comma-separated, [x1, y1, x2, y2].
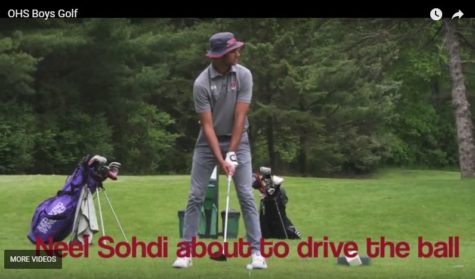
[228, 102, 250, 152]
[229, 67, 252, 152]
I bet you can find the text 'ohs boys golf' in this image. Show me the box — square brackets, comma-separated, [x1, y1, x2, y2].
[7, 9, 79, 20]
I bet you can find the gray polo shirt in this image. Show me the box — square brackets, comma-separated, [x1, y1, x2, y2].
[193, 64, 252, 136]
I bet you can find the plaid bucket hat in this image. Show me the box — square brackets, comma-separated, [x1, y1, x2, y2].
[206, 32, 245, 58]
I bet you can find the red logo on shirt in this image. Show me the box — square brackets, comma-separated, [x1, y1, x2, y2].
[230, 79, 237, 91]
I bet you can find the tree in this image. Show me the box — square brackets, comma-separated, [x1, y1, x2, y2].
[0, 34, 39, 173]
[444, 20, 475, 178]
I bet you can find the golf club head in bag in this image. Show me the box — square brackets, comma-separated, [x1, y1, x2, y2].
[252, 167, 284, 197]
[87, 155, 122, 183]
[107, 162, 121, 180]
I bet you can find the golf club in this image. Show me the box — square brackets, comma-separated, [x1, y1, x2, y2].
[273, 199, 289, 239]
[88, 155, 107, 166]
[210, 175, 232, 261]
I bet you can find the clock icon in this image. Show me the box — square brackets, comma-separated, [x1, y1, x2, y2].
[430, 8, 443, 21]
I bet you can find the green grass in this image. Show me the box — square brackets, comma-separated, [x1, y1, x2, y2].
[1, 169, 474, 278]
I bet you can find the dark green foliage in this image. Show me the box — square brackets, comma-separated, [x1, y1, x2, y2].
[32, 112, 113, 173]
[0, 19, 472, 175]
[115, 103, 176, 174]
[387, 21, 459, 168]
[220, 19, 401, 175]
[0, 104, 37, 173]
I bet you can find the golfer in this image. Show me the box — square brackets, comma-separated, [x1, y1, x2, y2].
[173, 32, 267, 269]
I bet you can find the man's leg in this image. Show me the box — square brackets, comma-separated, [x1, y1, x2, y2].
[232, 135, 261, 252]
[232, 134, 267, 269]
[173, 146, 215, 268]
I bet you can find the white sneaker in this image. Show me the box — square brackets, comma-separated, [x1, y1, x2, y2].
[251, 252, 268, 269]
[172, 257, 192, 268]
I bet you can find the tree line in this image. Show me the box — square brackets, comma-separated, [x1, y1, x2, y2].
[1, 18, 474, 176]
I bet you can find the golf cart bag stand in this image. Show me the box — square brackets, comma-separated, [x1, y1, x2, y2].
[27, 155, 120, 244]
[253, 167, 301, 239]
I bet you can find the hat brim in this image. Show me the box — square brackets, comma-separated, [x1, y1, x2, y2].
[206, 41, 245, 58]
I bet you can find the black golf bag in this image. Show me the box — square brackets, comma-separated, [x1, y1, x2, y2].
[252, 167, 301, 239]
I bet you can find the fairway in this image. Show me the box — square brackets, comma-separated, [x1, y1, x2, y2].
[1, 169, 474, 278]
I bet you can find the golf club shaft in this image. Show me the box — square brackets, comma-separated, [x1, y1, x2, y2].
[103, 189, 128, 242]
[274, 198, 288, 239]
[223, 175, 232, 243]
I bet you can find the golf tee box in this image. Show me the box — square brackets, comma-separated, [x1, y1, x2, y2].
[220, 209, 241, 239]
[177, 166, 220, 239]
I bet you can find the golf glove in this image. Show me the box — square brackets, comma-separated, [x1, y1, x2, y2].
[225, 151, 239, 167]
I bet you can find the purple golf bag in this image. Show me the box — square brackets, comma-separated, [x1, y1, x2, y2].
[27, 155, 118, 244]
